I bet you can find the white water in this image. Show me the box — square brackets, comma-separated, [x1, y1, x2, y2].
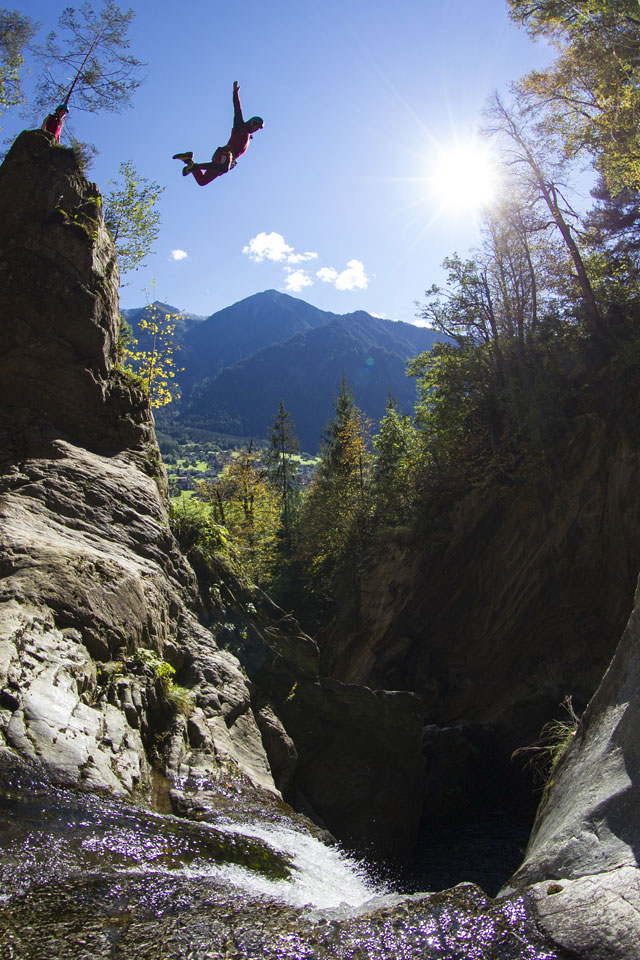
[197, 821, 390, 910]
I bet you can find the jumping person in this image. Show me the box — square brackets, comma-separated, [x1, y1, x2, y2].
[42, 104, 69, 142]
[173, 81, 263, 186]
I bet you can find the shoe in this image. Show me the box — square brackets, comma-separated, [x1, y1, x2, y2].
[182, 162, 195, 176]
[172, 151, 193, 161]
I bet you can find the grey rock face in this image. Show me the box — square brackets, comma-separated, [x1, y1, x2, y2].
[511, 576, 640, 888]
[0, 131, 278, 803]
[527, 868, 640, 959]
[501, 575, 640, 953]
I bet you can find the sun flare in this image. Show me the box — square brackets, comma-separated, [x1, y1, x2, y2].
[428, 142, 498, 215]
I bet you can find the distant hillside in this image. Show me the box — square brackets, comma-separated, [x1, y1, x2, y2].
[180, 290, 337, 397]
[124, 291, 446, 451]
[121, 302, 206, 356]
[186, 308, 444, 450]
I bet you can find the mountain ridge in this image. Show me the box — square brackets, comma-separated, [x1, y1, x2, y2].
[126, 290, 444, 450]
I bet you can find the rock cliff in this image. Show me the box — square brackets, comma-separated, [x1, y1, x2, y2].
[332, 380, 640, 734]
[327, 356, 640, 852]
[503, 570, 640, 957]
[0, 130, 425, 860]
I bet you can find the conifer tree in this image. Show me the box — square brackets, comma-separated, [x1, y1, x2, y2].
[267, 398, 300, 539]
[371, 394, 420, 526]
[296, 378, 371, 617]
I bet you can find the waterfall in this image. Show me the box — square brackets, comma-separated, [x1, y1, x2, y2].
[207, 821, 389, 910]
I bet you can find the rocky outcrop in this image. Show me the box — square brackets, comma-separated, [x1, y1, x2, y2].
[500, 572, 640, 956]
[0, 130, 155, 459]
[0, 129, 426, 860]
[177, 552, 426, 861]
[0, 132, 277, 809]
[2, 128, 640, 957]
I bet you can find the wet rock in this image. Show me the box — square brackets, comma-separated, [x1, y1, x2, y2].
[526, 867, 640, 959]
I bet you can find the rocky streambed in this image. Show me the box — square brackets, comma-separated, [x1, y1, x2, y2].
[0, 766, 569, 960]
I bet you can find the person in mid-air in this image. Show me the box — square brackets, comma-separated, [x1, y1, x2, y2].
[42, 104, 69, 142]
[173, 81, 263, 186]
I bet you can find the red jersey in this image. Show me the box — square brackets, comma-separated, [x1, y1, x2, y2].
[224, 87, 251, 159]
[42, 113, 64, 141]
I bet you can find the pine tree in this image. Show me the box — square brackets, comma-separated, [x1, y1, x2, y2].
[296, 378, 371, 618]
[267, 398, 300, 539]
[371, 394, 420, 526]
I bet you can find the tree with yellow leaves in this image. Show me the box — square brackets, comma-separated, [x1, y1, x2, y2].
[118, 298, 181, 408]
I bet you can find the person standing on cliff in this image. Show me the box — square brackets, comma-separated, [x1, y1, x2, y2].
[173, 81, 263, 186]
[42, 105, 69, 143]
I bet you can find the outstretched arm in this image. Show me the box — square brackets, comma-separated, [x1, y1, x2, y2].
[232, 80, 244, 130]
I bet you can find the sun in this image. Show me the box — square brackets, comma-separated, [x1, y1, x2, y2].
[428, 141, 499, 215]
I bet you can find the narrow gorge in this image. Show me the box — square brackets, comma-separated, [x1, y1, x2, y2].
[1, 130, 639, 959]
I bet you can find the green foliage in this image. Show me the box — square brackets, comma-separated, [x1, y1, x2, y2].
[198, 443, 280, 587]
[408, 341, 496, 476]
[507, 0, 640, 195]
[266, 398, 300, 538]
[371, 394, 421, 525]
[31, 1, 144, 117]
[512, 696, 580, 784]
[0, 9, 37, 125]
[104, 160, 164, 275]
[169, 496, 231, 557]
[132, 647, 193, 716]
[295, 379, 372, 617]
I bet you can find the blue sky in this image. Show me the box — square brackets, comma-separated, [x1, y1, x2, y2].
[11, 0, 553, 323]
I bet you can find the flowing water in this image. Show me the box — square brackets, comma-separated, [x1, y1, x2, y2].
[0, 775, 573, 959]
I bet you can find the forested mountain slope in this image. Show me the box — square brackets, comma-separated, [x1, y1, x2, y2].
[185, 309, 442, 449]
[180, 290, 338, 399]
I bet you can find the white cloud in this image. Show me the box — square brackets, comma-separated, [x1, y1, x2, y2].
[243, 231, 294, 262]
[243, 232, 319, 266]
[287, 251, 318, 264]
[317, 267, 338, 284]
[317, 259, 370, 292]
[171, 249, 188, 261]
[335, 259, 370, 291]
[284, 269, 313, 293]
[244, 233, 370, 296]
